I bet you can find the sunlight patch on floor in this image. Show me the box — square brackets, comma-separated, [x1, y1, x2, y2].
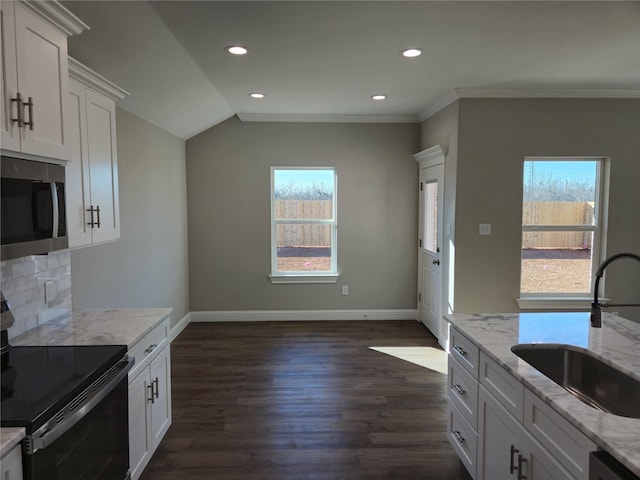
[369, 346, 448, 374]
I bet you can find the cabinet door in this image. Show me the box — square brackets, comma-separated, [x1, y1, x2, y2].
[149, 346, 172, 451]
[67, 80, 92, 248]
[85, 89, 119, 244]
[13, 3, 70, 160]
[0, 443, 23, 480]
[477, 386, 521, 480]
[0, 2, 20, 151]
[523, 432, 574, 480]
[129, 370, 152, 480]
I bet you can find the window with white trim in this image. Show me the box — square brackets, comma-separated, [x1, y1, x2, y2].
[270, 168, 337, 282]
[519, 158, 607, 302]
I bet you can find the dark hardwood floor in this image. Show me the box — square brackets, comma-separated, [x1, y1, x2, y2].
[140, 320, 472, 480]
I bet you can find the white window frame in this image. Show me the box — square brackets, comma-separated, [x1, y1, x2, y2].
[269, 167, 338, 284]
[517, 157, 609, 310]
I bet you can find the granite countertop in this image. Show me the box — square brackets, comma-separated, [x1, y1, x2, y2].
[10, 308, 172, 349]
[444, 311, 640, 476]
[1, 308, 172, 451]
[0, 427, 25, 457]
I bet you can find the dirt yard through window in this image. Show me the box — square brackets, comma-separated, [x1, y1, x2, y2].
[521, 248, 592, 293]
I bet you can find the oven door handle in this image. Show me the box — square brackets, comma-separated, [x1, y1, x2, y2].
[26, 357, 134, 454]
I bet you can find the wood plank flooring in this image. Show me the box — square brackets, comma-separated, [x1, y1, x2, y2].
[140, 320, 472, 480]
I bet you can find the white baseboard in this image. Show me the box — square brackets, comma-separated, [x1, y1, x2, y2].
[190, 309, 418, 323]
[170, 312, 191, 341]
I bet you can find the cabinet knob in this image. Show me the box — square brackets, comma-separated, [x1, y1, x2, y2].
[510, 444, 519, 474]
[11, 93, 24, 127]
[453, 383, 466, 395]
[452, 429, 465, 444]
[23, 96, 34, 130]
[517, 454, 528, 480]
[453, 345, 467, 357]
[147, 384, 155, 404]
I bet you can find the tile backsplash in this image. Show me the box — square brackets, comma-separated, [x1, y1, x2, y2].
[1, 251, 72, 340]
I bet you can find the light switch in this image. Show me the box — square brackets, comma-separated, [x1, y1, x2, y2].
[479, 224, 491, 236]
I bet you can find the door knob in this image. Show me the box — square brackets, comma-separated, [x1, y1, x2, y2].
[432, 259, 440, 265]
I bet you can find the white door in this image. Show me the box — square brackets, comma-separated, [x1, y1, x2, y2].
[418, 163, 443, 342]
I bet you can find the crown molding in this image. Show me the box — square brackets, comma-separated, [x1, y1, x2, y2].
[417, 87, 640, 123]
[17, 0, 89, 36]
[454, 87, 640, 99]
[237, 113, 418, 124]
[414, 144, 447, 166]
[417, 91, 459, 123]
[69, 57, 130, 101]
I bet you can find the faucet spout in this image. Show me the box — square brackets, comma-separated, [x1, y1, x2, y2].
[591, 252, 640, 327]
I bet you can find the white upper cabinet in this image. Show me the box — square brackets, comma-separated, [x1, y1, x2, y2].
[67, 58, 129, 248]
[1, 1, 87, 161]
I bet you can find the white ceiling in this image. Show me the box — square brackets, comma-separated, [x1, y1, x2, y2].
[61, 1, 640, 140]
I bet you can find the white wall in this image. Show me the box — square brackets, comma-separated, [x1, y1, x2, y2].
[423, 98, 640, 318]
[71, 109, 189, 327]
[186, 116, 420, 313]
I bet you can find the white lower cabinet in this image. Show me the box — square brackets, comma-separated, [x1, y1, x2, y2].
[0, 442, 23, 479]
[447, 326, 596, 480]
[478, 384, 573, 480]
[128, 318, 172, 480]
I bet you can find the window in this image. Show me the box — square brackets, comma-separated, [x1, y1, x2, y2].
[270, 168, 337, 283]
[519, 158, 608, 307]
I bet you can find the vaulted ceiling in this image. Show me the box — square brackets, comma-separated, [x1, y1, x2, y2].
[62, 1, 640, 140]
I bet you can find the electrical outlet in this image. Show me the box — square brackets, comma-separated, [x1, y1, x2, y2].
[342, 285, 349, 295]
[479, 223, 491, 235]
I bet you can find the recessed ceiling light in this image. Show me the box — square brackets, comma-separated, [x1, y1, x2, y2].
[371, 95, 387, 101]
[226, 45, 248, 55]
[401, 48, 423, 58]
[249, 93, 265, 99]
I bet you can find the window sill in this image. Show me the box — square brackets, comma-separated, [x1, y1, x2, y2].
[269, 274, 339, 284]
[516, 296, 596, 310]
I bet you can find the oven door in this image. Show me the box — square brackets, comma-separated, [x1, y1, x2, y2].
[23, 358, 133, 480]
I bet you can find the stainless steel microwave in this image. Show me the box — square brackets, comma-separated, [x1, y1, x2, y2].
[1, 156, 68, 261]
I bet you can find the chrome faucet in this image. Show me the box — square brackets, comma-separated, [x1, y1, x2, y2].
[590, 252, 640, 327]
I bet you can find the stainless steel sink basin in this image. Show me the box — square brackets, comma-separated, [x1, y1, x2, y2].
[511, 344, 640, 418]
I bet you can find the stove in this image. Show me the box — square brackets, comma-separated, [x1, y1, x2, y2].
[1, 344, 133, 480]
[1, 344, 127, 432]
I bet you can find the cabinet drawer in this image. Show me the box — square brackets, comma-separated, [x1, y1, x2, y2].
[450, 327, 480, 378]
[448, 399, 478, 480]
[479, 351, 524, 422]
[449, 355, 479, 431]
[128, 317, 169, 381]
[524, 389, 596, 480]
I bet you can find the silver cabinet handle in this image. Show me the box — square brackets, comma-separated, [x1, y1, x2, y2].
[145, 343, 158, 354]
[87, 205, 96, 227]
[453, 383, 466, 395]
[517, 454, 527, 480]
[510, 444, 519, 474]
[11, 92, 24, 127]
[147, 383, 155, 404]
[153, 377, 159, 399]
[452, 430, 465, 444]
[453, 345, 467, 356]
[23, 96, 34, 130]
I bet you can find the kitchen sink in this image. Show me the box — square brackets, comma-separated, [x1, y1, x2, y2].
[511, 344, 640, 418]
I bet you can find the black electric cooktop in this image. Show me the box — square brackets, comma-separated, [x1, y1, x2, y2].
[1, 344, 127, 433]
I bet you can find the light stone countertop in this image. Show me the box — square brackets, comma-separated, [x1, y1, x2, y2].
[10, 308, 172, 349]
[2, 308, 172, 451]
[0, 427, 25, 457]
[444, 311, 640, 476]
